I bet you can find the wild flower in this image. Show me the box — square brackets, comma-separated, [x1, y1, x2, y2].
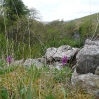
[62, 56, 68, 66]
[7, 56, 12, 64]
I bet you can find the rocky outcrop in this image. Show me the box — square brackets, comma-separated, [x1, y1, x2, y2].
[76, 39, 99, 74]
[53, 45, 79, 61]
[23, 58, 44, 68]
[45, 45, 79, 64]
[71, 70, 99, 98]
[71, 39, 99, 98]
[9, 45, 79, 69]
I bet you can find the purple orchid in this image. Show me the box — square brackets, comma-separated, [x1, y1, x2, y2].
[7, 56, 12, 64]
[62, 56, 68, 66]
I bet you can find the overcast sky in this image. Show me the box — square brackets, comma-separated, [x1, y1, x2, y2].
[23, 0, 99, 21]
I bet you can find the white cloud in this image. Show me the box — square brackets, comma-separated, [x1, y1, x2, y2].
[23, 0, 99, 21]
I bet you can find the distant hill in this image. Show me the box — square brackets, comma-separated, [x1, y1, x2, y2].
[72, 13, 98, 25]
[41, 13, 98, 25]
[75, 13, 98, 21]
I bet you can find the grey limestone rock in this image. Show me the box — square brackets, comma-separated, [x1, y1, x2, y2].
[71, 70, 99, 97]
[76, 39, 99, 74]
[95, 66, 99, 75]
[23, 58, 44, 68]
[45, 45, 79, 63]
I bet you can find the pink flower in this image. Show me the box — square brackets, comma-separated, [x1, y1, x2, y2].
[62, 56, 68, 66]
[7, 56, 12, 64]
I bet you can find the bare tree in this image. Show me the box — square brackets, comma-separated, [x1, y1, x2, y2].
[28, 7, 42, 20]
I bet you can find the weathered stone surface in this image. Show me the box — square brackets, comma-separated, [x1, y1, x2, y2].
[71, 70, 99, 97]
[38, 57, 46, 64]
[48, 61, 72, 70]
[45, 47, 57, 62]
[11, 59, 24, 66]
[45, 45, 79, 63]
[76, 39, 99, 74]
[53, 45, 72, 61]
[95, 66, 99, 75]
[48, 62, 62, 70]
[23, 58, 44, 68]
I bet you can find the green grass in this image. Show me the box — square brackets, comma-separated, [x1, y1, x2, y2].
[0, 61, 93, 99]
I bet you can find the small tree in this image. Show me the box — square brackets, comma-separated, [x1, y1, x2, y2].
[28, 8, 41, 20]
[1, 0, 29, 21]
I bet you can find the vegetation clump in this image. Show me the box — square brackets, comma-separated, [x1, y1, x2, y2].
[0, 62, 93, 99]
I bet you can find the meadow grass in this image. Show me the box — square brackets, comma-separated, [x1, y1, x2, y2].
[0, 60, 94, 99]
